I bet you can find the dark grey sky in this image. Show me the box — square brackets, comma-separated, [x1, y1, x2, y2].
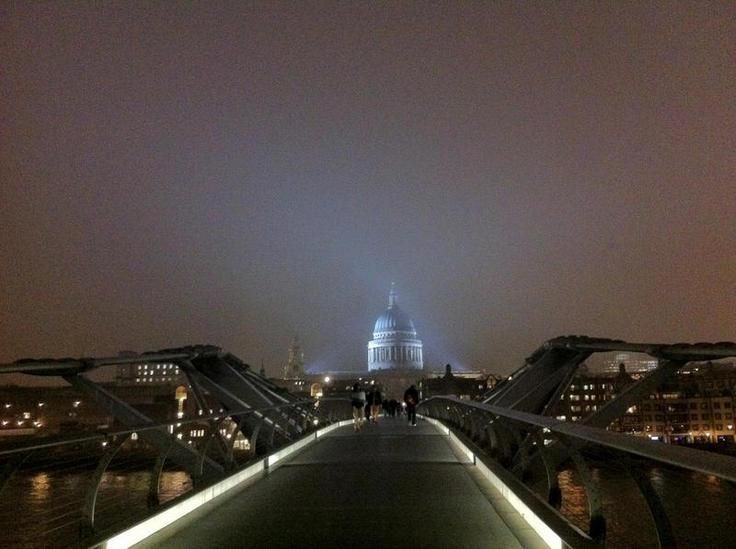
[2, 2, 734, 376]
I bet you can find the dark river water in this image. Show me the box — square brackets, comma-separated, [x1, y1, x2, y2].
[0, 463, 733, 548]
[552, 466, 736, 548]
[0, 469, 193, 549]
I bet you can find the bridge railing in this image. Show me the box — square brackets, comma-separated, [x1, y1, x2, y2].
[418, 395, 736, 548]
[0, 397, 352, 549]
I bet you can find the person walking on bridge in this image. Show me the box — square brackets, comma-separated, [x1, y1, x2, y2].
[404, 384, 419, 426]
[367, 384, 383, 423]
[351, 383, 366, 431]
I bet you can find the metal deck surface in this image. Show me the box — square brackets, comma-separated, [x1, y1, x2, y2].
[138, 418, 547, 548]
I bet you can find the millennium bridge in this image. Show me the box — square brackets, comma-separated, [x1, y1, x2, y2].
[1, 337, 735, 548]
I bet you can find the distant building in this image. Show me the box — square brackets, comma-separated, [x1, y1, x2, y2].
[551, 371, 628, 423]
[420, 364, 490, 400]
[0, 385, 133, 436]
[116, 355, 185, 386]
[283, 335, 305, 379]
[598, 353, 658, 376]
[367, 284, 423, 371]
[552, 361, 736, 444]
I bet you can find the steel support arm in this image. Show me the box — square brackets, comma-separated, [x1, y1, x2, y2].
[63, 375, 222, 478]
[583, 360, 685, 429]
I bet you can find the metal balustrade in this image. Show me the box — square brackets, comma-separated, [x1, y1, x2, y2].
[0, 397, 351, 548]
[2, 338, 735, 548]
[0, 345, 355, 548]
[418, 395, 736, 548]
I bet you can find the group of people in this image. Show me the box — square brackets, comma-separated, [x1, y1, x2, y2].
[350, 383, 419, 431]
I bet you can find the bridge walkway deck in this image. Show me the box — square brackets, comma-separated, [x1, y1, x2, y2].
[136, 418, 547, 548]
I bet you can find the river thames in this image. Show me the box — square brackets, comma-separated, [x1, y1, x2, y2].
[1, 461, 734, 548]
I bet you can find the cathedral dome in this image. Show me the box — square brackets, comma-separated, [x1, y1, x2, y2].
[367, 285, 423, 372]
[373, 305, 416, 334]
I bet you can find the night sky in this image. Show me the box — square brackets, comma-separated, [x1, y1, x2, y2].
[2, 3, 734, 376]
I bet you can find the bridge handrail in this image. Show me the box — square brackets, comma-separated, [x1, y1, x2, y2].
[0, 397, 350, 458]
[420, 395, 736, 482]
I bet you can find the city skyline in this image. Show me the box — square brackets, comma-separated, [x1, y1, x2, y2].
[2, 3, 734, 378]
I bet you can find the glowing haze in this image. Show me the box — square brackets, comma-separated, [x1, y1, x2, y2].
[1, 3, 734, 376]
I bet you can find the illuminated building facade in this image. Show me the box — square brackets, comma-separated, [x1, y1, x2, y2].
[367, 285, 423, 371]
[116, 359, 184, 385]
[599, 353, 658, 375]
[553, 361, 736, 443]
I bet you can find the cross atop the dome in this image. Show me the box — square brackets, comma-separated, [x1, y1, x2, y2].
[389, 282, 397, 308]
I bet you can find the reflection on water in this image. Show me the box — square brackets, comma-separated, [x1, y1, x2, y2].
[1, 461, 735, 548]
[0, 469, 193, 549]
[30, 473, 51, 504]
[557, 469, 588, 531]
[538, 465, 736, 548]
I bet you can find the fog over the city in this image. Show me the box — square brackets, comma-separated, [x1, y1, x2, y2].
[2, 3, 734, 377]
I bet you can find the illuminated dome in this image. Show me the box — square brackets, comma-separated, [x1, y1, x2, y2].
[367, 285, 423, 371]
[373, 306, 416, 334]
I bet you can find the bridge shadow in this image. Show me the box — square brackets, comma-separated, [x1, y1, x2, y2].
[137, 418, 546, 548]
